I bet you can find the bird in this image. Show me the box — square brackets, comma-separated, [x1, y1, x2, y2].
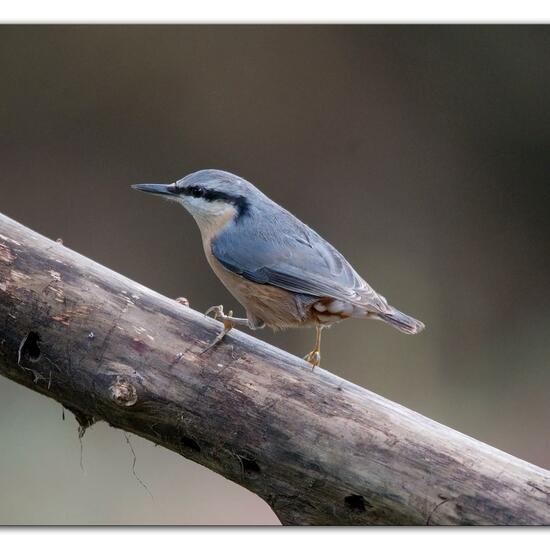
[132, 170, 424, 367]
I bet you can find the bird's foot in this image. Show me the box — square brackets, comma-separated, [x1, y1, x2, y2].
[202, 305, 247, 353]
[175, 296, 189, 307]
[304, 325, 324, 370]
[303, 349, 321, 370]
[205, 304, 236, 331]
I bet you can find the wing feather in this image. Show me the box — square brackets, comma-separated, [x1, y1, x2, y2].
[211, 206, 389, 313]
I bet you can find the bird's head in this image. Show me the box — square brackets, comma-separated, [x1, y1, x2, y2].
[132, 169, 255, 232]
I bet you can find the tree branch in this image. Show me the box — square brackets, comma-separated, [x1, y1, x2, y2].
[0, 212, 549, 525]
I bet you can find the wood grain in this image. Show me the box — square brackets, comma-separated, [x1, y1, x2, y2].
[0, 212, 549, 525]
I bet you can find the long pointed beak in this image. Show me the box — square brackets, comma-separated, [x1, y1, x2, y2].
[131, 183, 177, 196]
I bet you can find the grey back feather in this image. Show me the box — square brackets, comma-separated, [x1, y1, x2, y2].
[211, 193, 389, 313]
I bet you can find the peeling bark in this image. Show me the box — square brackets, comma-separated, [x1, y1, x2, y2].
[0, 212, 549, 525]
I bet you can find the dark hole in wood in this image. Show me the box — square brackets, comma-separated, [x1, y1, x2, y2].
[20, 331, 41, 362]
[345, 494, 367, 512]
[181, 436, 201, 453]
[241, 457, 261, 475]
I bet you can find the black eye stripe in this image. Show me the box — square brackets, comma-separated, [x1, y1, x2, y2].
[178, 186, 225, 201]
[176, 185, 250, 220]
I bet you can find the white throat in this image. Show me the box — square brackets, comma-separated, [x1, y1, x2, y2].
[178, 196, 238, 241]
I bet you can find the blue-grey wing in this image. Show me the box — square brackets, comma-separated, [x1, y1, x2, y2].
[211, 208, 389, 313]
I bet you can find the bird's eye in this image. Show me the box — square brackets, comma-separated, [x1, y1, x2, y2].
[190, 186, 204, 198]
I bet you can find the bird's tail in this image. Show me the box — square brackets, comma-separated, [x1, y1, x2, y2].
[377, 307, 425, 335]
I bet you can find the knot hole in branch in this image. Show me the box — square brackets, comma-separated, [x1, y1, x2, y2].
[344, 494, 369, 512]
[18, 331, 41, 364]
[239, 456, 261, 476]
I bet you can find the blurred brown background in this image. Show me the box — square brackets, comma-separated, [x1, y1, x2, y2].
[0, 25, 549, 525]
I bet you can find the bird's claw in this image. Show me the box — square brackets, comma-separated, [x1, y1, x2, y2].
[202, 305, 235, 354]
[205, 305, 235, 329]
[304, 350, 321, 370]
[175, 296, 189, 307]
[205, 304, 223, 319]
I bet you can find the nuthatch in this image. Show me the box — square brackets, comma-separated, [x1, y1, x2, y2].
[133, 170, 424, 367]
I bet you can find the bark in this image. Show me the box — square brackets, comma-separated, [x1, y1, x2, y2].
[0, 212, 549, 525]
